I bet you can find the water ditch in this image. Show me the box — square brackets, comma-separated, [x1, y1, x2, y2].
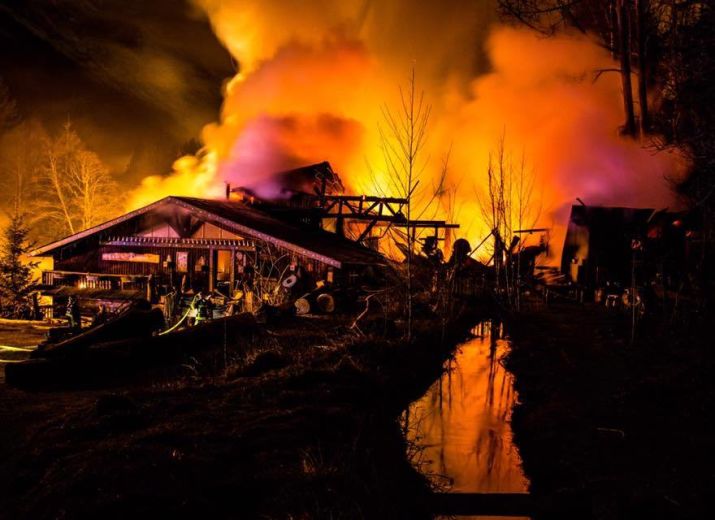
[404, 320, 529, 519]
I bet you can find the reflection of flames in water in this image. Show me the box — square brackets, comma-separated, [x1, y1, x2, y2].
[128, 1, 686, 262]
[404, 320, 528, 499]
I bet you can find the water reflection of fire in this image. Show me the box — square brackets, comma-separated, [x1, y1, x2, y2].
[404, 320, 528, 496]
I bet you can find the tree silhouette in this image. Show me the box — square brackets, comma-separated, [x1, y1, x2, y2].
[37, 121, 119, 238]
[0, 211, 37, 318]
[378, 68, 431, 340]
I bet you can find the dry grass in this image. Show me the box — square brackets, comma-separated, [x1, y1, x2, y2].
[506, 301, 715, 518]
[0, 306, 484, 519]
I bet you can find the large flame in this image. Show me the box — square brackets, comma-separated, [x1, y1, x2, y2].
[128, 1, 687, 262]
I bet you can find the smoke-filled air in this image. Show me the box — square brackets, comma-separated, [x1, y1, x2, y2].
[128, 0, 687, 262]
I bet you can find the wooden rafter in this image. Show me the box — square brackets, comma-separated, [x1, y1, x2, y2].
[318, 195, 407, 220]
[314, 193, 459, 245]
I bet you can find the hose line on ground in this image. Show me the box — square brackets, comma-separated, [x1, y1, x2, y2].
[158, 295, 197, 336]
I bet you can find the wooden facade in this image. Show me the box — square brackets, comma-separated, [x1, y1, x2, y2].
[32, 196, 387, 305]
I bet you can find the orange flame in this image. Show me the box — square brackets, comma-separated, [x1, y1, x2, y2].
[128, 1, 687, 263]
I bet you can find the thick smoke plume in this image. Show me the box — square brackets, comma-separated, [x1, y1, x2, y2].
[128, 0, 686, 261]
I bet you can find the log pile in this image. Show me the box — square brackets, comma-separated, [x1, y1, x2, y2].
[294, 288, 338, 315]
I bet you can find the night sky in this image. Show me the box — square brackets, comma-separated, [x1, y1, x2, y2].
[0, 0, 234, 184]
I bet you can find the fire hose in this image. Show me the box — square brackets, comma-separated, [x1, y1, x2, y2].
[158, 294, 198, 336]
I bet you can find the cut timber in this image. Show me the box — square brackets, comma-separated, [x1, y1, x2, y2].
[316, 293, 335, 313]
[294, 297, 311, 315]
[294, 289, 337, 315]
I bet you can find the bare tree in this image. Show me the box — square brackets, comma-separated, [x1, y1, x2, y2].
[250, 243, 293, 308]
[498, 0, 655, 137]
[68, 149, 118, 230]
[477, 133, 542, 308]
[378, 67, 432, 340]
[41, 123, 79, 235]
[481, 136, 512, 298]
[37, 121, 119, 239]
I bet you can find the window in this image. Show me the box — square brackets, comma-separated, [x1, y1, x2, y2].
[177, 251, 188, 272]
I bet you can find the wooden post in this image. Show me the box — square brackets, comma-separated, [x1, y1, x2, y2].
[208, 247, 215, 292]
[336, 200, 344, 237]
[229, 249, 236, 296]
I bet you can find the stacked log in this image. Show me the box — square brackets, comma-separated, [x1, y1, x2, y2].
[294, 288, 337, 315]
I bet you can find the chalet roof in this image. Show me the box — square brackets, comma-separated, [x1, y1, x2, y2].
[171, 197, 385, 267]
[31, 196, 386, 268]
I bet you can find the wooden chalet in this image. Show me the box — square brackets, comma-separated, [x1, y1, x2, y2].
[31, 195, 388, 310]
[31, 161, 459, 317]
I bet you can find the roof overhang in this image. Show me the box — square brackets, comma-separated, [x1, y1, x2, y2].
[29, 196, 385, 269]
[29, 197, 175, 257]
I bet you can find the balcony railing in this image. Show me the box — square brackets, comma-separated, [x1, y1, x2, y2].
[42, 270, 149, 290]
[100, 236, 256, 250]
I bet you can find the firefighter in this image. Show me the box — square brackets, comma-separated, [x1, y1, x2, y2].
[92, 304, 109, 326]
[65, 296, 81, 330]
[422, 236, 444, 265]
[187, 292, 200, 326]
[195, 293, 213, 324]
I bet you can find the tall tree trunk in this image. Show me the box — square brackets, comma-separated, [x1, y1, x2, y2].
[635, 0, 650, 135]
[610, 0, 619, 59]
[617, 0, 638, 137]
[406, 68, 415, 343]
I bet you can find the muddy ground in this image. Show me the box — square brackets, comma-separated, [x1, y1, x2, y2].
[0, 309, 481, 519]
[506, 301, 715, 519]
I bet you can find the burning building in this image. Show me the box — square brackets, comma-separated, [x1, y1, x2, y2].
[31, 162, 457, 318]
[561, 204, 699, 291]
[31, 163, 381, 314]
[561, 204, 656, 286]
